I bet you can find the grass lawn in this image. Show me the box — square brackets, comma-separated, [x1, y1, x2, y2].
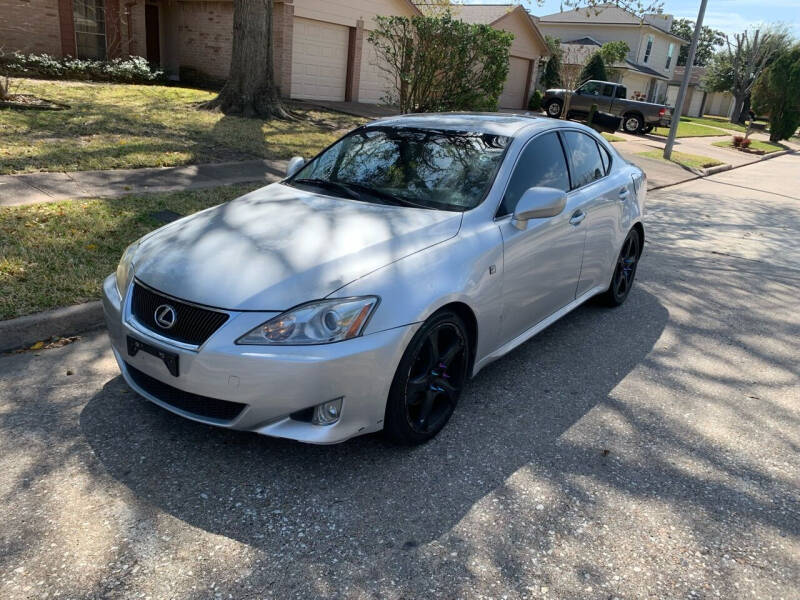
[0, 79, 365, 175]
[685, 115, 770, 133]
[650, 121, 726, 138]
[0, 184, 260, 320]
[711, 139, 785, 154]
[639, 149, 724, 171]
[601, 132, 624, 142]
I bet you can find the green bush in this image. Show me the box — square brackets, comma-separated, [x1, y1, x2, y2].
[752, 45, 800, 142]
[0, 52, 163, 84]
[368, 13, 512, 113]
[528, 89, 543, 111]
[579, 52, 608, 85]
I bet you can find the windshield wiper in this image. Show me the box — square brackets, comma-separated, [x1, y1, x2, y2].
[340, 181, 431, 209]
[292, 178, 361, 201]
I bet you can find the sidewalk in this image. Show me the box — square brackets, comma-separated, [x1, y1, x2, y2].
[0, 159, 288, 207]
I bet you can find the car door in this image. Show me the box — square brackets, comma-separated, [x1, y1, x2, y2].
[560, 130, 626, 297]
[496, 131, 587, 343]
[574, 81, 612, 113]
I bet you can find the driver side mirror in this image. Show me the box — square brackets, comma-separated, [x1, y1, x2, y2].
[285, 156, 306, 178]
[511, 187, 567, 230]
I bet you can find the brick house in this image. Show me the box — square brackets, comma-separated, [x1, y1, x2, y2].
[0, 0, 423, 102]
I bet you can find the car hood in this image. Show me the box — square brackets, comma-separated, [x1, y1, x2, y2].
[132, 183, 462, 311]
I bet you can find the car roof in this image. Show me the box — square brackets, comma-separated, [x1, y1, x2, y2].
[366, 112, 556, 137]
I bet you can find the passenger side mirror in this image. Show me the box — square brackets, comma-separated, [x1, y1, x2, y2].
[511, 187, 567, 230]
[286, 156, 306, 178]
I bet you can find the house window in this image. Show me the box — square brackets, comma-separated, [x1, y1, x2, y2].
[643, 34, 654, 64]
[665, 43, 674, 70]
[73, 0, 107, 59]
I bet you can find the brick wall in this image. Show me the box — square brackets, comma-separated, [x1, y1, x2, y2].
[176, 0, 233, 79]
[0, 0, 62, 55]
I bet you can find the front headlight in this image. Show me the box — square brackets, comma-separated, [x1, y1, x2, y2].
[236, 296, 379, 345]
[115, 242, 138, 298]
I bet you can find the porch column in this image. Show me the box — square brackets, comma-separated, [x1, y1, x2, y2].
[272, 0, 294, 97]
[345, 19, 364, 102]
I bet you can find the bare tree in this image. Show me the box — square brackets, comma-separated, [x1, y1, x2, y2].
[558, 45, 591, 119]
[704, 28, 791, 123]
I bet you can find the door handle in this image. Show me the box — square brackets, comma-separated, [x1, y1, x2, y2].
[618, 187, 630, 200]
[569, 210, 586, 225]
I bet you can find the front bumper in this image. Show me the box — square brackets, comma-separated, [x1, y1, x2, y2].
[102, 274, 418, 444]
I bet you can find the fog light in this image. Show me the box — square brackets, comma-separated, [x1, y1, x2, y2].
[312, 397, 343, 426]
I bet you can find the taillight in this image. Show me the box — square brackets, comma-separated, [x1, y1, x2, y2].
[658, 107, 666, 116]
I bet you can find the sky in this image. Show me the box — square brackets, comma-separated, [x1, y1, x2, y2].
[460, 1, 800, 38]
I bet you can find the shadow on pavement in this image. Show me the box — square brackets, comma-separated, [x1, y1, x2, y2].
[80, 289, 669, 553]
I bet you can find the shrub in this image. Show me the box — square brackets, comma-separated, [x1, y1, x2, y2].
[579, 52, 608, 85]
[752, 45, 800, 142]
[0, 52, 163, 84]
[740, 137, 752, 148]
[368, 13, 513, 113]
[732, 135, 745, 147]
[528, 89, 543, 111]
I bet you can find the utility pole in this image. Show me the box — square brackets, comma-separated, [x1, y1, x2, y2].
[664, 0, 708, 160]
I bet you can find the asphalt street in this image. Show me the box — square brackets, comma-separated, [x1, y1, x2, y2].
[1, 155, 798, 599]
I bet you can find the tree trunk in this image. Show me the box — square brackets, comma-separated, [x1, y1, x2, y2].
[730, 94, 745, 124]
[202, 0, 288, 118]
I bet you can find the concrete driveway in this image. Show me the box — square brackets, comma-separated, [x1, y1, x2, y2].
[1, 156, 798, 599]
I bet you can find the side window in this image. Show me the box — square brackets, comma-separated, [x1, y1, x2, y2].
[497, 133, 570, 217]
[615, 86, 627, 99]
[597, 140, 611, 174]
[562, 131, 605, 189]
[579, 81, 603, 96]
[602, 84, 616, 97]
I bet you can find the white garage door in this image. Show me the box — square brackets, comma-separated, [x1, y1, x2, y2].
[359, 38, 392, 104]
[498, 56, 529, 109]
[291, 17, 349, 101]
[666, 84, 678, 108]
[688, 89, 704, 117]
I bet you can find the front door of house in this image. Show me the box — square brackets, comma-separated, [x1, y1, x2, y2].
[145, 4, 160, 66]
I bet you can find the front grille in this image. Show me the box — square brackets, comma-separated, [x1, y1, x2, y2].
[130, 281, 228, 346]
[125, 362, 246, 422]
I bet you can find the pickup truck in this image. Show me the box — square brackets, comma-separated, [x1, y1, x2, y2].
[542, 80, 671, 134]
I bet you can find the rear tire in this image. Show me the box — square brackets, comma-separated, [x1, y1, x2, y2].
[622, 113, 643, 134]
[599, 228, 641, 307]
[642, 123, 654, 134]
[384, 311, 470, 445]
[545, 99, 563, 118]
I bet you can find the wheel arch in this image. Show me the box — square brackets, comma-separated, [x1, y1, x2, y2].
[631, 221, 645, 258]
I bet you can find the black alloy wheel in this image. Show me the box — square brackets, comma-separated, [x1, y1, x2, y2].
[384, 311, 469, 444]
[601, 228, 641, 307]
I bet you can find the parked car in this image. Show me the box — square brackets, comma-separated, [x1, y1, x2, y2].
[103, 114, 646, 445]
[543, 80, 671, 134]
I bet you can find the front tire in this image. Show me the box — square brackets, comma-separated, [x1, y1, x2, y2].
[622, 113, 643, 134]
[384, 311, 470, 445]
[545, 99, 563, 118]
[599, 228, 641, 307]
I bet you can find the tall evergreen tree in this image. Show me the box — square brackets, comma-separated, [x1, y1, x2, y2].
[579, 52, 607, 84]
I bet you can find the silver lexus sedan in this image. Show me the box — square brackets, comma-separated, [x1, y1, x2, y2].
[102, 113, 646, 445]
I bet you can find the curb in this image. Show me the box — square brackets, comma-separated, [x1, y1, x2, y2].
[0, 301, 104, 353]
[701, 164, 732, 176]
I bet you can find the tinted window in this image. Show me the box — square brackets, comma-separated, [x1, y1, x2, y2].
[497, 133, 570, 216]
[598, 141, 610, 173]
[602, 84, 616, 97]
[562, 131, 605, 189]
[615, 86, 627, 99]
[579, 81, 603, 96]
[291, 127, 508, 211]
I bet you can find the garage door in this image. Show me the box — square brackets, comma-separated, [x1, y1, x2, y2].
[666, 85, 678, 108]
[498, 56, 530, 109]
[688, 89, 704, 117]
[359, 38, 392, 104]
[291, 17, 349, 101]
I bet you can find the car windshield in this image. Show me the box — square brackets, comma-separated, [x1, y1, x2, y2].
[288, 126, 509, 211]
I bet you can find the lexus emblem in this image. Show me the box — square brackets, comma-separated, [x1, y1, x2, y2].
[154, 304, 177, 329]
